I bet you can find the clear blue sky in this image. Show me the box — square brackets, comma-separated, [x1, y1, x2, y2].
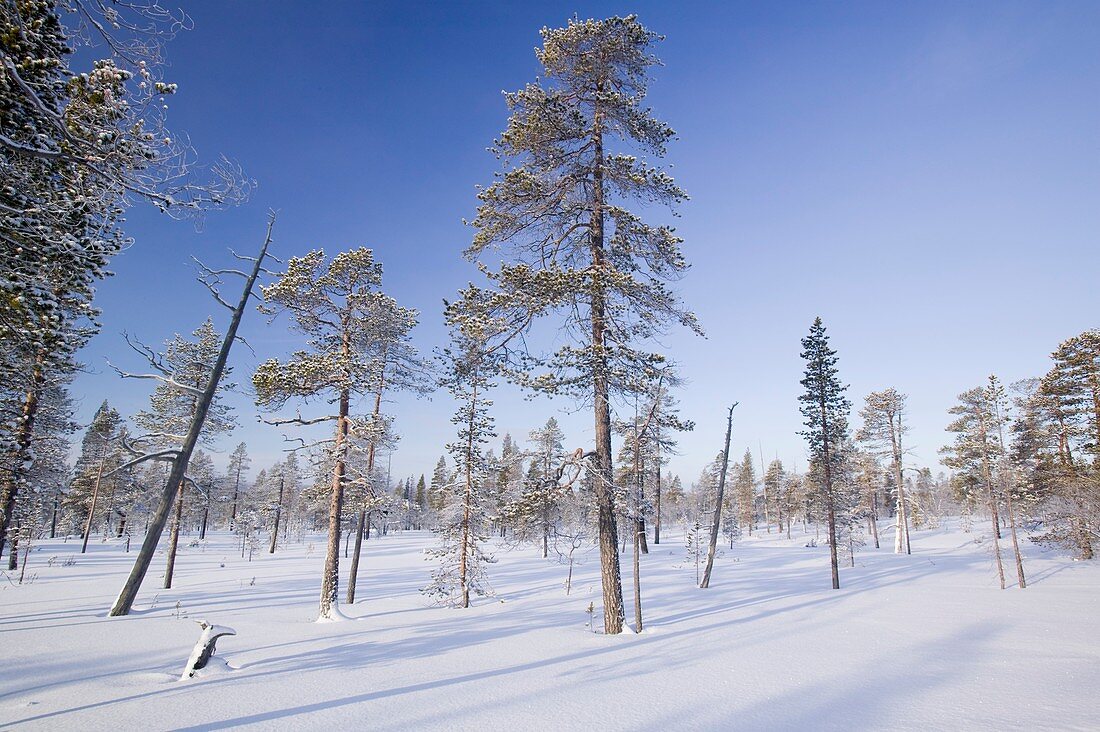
[74, 1, 1100, 487]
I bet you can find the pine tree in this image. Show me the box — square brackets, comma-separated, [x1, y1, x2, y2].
[798, 317, 851, 590]
[429, 455, 450, 513]
[523, 418, 566, 557]
[1031, 330, 1100, 558]
[414, 474, 427, 527]
[765, 459, 793, 540]
[856, 389, 912, 553]
[225, 443, 251, 530]
[133, 318, 236, 588]
[253, 248, 399, 620]
[425, 291, 501, 608]
[66, 401, 122, 554]
[734, 449, 757, 535]
[942, 378, 1025, 589]
[466, 15, 700, 635]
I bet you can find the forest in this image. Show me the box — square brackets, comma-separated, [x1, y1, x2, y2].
[1, 2, 1097, 730]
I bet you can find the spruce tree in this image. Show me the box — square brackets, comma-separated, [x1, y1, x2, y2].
[798, 317, 851, 590]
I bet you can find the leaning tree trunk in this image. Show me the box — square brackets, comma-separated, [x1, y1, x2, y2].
[0, 351, 44, 559]
[109, 217, 274, 617]
[701, 404, 736, 589]
[81, 452, 108, 554]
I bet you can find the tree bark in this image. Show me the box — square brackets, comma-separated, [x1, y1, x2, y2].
[701, 404, 736, 589]
[589, 86, 625, 634]
[319, 387, 350, 619]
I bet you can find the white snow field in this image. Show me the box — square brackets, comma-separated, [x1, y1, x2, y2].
[1, 523, 1098, 731]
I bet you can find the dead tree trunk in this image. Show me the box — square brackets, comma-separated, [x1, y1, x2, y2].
[701, 403, 736, 589]
[109, 216, 275, 616]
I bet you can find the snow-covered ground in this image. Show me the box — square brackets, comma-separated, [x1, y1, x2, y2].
[1, 522, 1097, 730]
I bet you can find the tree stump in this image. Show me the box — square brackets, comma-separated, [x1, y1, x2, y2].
[181, 620, 236, 679]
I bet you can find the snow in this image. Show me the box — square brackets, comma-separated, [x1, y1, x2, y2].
[1, 523, 1098, 730]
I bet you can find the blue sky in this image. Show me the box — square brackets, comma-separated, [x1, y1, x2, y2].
[75, 1, 1100, 487]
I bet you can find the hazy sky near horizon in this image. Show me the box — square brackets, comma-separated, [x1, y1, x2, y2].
[74, 1, 1099, 486]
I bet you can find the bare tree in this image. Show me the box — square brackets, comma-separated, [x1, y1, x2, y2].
[107, 215, 275, 616]
[701, 403, 737, 589]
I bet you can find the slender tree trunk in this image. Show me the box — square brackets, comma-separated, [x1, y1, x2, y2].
[0, 352, 44, 558]
[110, 218, 274, 616]
[50, 494, 58, 539]
[269, 474, 284, 554]
[8, 532, 18, 571]
[869, 493, 880, 549]
[975, 410, 1006, 589]
[654, 449, 662, 545]
[459, 371, 478, 609]
[759, 444, 771, 533]
[346, 360, 386, 604]
[632, 520, 642, 632]
[701, 404, 736, 589]
[892, 421, 911, 554]
[820, 389, 840, 590]
[81, 452, 108, 554]
[589, 91, 624, 634]
[1004, 485, 1026, 588]
[229, 462, 242, 530]
[163, 483, 185, 589]
[635, 419, 648, 555]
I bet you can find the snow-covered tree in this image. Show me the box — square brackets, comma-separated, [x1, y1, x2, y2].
[857, 388, 912, 554]
[425, 291, 502, 608]
[225, 443, 251, 530]
[253, 247, 400, 620]
[942, 376, 1026, 589]
[465, 15, 701, 634]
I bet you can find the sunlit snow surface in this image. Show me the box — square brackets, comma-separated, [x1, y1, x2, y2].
[2, 522, 1097, 730]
